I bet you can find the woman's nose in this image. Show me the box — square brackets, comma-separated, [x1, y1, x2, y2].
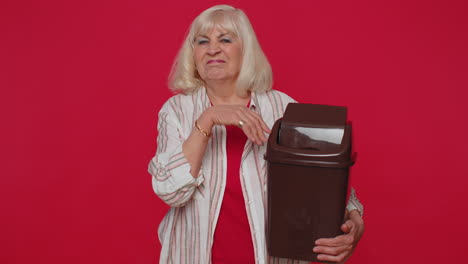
[207, 42, 221, 55]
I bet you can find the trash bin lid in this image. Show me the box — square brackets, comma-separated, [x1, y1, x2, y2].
[282, 103, 347, 129]
[265, 103, 355, 168]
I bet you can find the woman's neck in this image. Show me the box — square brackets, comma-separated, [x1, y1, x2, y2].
[205, 81, 250, 106]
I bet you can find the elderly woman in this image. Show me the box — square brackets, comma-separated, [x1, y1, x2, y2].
[148, 5, 364, 264]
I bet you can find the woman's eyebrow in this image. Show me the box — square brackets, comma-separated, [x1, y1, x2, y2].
[196, 33, 230, 39]
[217, 33, 229, 38]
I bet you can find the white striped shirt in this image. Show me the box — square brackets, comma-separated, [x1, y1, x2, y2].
[148, 87, 364, 264]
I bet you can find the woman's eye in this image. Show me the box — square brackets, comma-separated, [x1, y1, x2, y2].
[197, 39, 208, 45]
[221, 38, 232, 43]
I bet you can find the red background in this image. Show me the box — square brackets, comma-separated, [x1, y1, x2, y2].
[2, 0, 468, 263]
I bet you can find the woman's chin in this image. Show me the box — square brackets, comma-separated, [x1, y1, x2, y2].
[204, 75, 233, 82]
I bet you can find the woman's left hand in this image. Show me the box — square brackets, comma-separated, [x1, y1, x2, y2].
[313, 210, 365, 263]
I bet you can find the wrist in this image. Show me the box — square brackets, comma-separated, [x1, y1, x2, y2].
[348, 209, 364, 224]
[197, 110, 214, 134]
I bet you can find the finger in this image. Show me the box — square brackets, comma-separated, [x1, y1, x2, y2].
[242, 124, 259, 145]
[238, 111, 263, 145]
[315, 234, 355, 247]
[246, 111, 269, 143]
[341, 219, 355, 234]
[238, 115, 262, 145]
[250, 111, 271, 133]
[234, 110, 257, 144]
[242, 111, 267, 142]
[244, 127, 259, 145]
[313, 244, 352, 256]
[315, 234, 350, 247]
[245, 111, 266, 139]
[341, 223, 351, 234]
[317, 252, 348, 263]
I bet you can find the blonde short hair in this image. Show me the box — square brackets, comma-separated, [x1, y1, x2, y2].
[169, 5, 273, 94]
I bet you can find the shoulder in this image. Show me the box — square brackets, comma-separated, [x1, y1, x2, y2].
[157, 90, 206, 134]
[254, 89, 298, 122]
[257, 89, 297, 102]
[256, 89, 297, 112]
[268, 89, 298, 104]
[159, 92, 194, 116]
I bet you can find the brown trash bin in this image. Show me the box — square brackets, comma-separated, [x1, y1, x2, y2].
[264, 103, 355, 262]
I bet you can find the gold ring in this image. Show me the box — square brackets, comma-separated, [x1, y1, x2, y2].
[238, 120, 245, 128]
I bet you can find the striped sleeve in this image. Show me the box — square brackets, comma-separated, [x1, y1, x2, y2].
[346, 187, 364, 216]
[148, 98, 204, 207]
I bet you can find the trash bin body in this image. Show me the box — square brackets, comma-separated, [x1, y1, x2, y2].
[265, 103, 355, 262]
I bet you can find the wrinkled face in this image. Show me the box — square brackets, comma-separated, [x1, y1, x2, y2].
[193, 27, 242, 83]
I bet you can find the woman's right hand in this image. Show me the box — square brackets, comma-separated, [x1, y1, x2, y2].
[198, 105, 271, 145]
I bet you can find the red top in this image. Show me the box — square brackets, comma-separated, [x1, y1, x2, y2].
[211, 124, 255, 263]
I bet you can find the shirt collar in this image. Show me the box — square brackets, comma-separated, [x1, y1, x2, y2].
[200, 86, 259, 112]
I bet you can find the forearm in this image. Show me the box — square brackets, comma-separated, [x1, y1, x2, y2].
[182, 109, 213, 177]
[148, 99, 208, 207]
[347, 209, 363, 223]
[346, 187, 364, 216]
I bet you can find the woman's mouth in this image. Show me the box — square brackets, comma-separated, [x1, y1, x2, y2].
[207, 60, 225, 64]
